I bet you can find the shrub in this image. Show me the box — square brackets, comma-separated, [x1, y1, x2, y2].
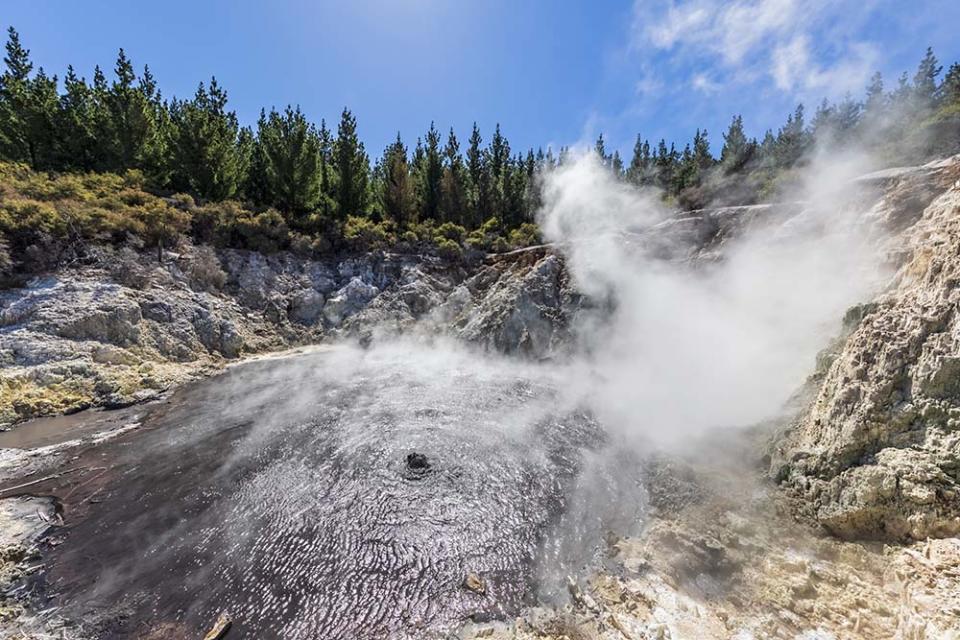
[0, 199, 65, 235]
[344, 215, 393, 252]
[489, 235, 511, 253]
[479, 217, 501, 235]
[186, 245, 227, 291]
[507, 222, 541, 248]
[435, 237, 463, 261]
[231, 208, 290, 253]
[435, 221, 467, 243]
[465, 230, 489, 250]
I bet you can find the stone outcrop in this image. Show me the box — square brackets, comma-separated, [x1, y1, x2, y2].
[0, 246, 575, 425]
[772, 158, 960, 541]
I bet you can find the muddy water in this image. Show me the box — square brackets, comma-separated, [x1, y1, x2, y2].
[8, 342, 646, 639]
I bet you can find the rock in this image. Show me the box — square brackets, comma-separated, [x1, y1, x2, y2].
[289, 289, 326, 325]
[456, 252, 576, 357]
[91, 345, 137, 366]
[772, 172, 960, 541]
[464, 572, 486, 595]
[323, 277, 379, 327]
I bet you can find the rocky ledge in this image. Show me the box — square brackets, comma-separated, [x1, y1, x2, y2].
[0, 246, 578, 426]
[772, 156, 960, 541]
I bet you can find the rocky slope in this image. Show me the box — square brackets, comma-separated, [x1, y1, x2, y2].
[1, 245, 577, 426]
[772, 157, 960, 542]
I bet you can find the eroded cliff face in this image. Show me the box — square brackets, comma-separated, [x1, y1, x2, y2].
[0, 246, 576, 425]
[772, 157, 960, 542]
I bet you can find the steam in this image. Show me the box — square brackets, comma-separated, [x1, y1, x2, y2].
[540, 147, 889, 445]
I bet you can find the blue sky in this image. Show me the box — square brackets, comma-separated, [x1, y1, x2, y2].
[5, 1, 960, 160]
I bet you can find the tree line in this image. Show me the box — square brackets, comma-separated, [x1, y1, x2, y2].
[2, 25, 959, 231]
[0, 27, 552, 238]
[598, 47, 960, 207]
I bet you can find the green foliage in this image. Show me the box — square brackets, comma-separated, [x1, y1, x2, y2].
[380, 133, 416, 227]
[2, 27, 960, 265]
[507, 222, 541, 247]
[434, 221, 466, 243]
[168, 78, 250, 200]
[335, 108, 368, 221]
[254, 106, 322, 217]
[435, 237, 462, 261]
[343, 215, 393, 252]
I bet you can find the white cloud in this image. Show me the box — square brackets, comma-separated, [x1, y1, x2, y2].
[773, 35, 878, 95]
[691, 72, 720, 94]
[631, 0, 878, 100]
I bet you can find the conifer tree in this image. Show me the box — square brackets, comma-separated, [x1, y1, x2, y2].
[627, 135, 652, 186]
[720, 115, 753, 174]
[465, 123, 485, 226]
[0, 27, 34, 163]
[439, 128, 467, 225]
[913, 47, 942, 109]
[56, 66, 98, 170]
[942, 63, 960, 108]
[105, 49, 162, 173]
[256, 105, 322, 216]
[418, 122, 443, 222]
[335, 107, 369, 221]
[380, 133, 415, 227]
[169, 78, 250, 200]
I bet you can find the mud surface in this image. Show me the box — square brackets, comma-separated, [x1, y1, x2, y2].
[1, 343, 646, 639]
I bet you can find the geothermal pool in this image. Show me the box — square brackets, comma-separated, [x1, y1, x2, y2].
[3, 342, 646, 638]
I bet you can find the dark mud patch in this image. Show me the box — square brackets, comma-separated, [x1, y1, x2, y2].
[1, 344, 646, 639]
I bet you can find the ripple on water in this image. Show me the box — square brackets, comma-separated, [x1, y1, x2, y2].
[43, 342, 647, 638]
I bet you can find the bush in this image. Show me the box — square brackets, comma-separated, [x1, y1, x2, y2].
[0, 199, 65, 235]
[109, 246, 152, 289]
[344, 215, 393, 252]
[230, 208, 290, 253]
[185, 245, 227, 291]
[489, 235, 511, 253]
[435, 237, 463, 261]
[465, 229, 489, 250]
[435, 221, 467, 243]
[507, 222, 541, 248]
[289, 231, 332, 257]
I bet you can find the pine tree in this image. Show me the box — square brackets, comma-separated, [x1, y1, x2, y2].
[0, 27, 34, 162]
[864, 72, 885, 117]
[942, 63, 960, 108]
[316, 119, 337, 222]
[502, 155, 528, 228]
[654, 139, 676, 191]
[439, 128, 467, 225]
[23, 67, 59, 169]
[103, 49, 163, 175]
[380, 133, 415, 227]
[466, 123, 485, 227]
[56, 66, 98, 170]
[418, 122, 443, 222]
[627, 135, 652, 186]
[335, 107, 369, 221]
[169, 78, 250, 200]
[594, 133, 609, 166]
[719, 115, 753, 174]
[913, 47, 942, 109]
[775, 104, 808, 168]
[692, 128, 713, 172]
[256, 105, 322, 216]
